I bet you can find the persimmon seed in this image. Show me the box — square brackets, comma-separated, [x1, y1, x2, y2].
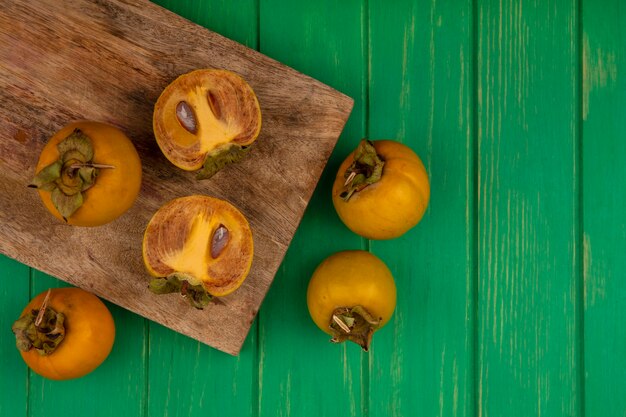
[207, 90, 222, 120]
[211, 224, 229, 258]
[176, 101, 198, 134]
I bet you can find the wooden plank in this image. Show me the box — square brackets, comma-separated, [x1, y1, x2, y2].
[146, 2, 258, 416]
[476, 0, 581, 415]
[27, 271, 147, 417]
[257, 0, 366, 415]
[0, 0, 353, 355]
[367, 1, 474, 416]
[147, 324, 257, 417]
[154, 0, 259, 49]
[582, 1, 626, 415]
[0, 255, 29, 417]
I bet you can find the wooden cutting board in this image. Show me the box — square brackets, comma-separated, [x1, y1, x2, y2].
[0, 0, 353, 355]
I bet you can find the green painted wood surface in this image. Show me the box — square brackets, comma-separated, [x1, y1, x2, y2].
[582, 1, 626, 416]
[476, 1, 582, 415]
[1, 0, 625, 416]
[257, 1, 366, 416]
[368, 2, 474, 417]
[0, 259, 28, 417]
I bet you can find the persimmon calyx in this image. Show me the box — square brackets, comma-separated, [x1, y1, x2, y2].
[196, 143, 251, 180]
[149, 273, 213, 309]
[12, 306, 66, 356]
[340, 140, 385, 201]
[29, 129, 115, 221]
[329, 305, 381, 352]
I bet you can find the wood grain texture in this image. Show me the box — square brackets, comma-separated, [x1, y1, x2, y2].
[476, 0, 581, 416]
[0, 0, 353, 355]
[147, 323, 257, 416]
[582, 1, 626, 415]
[368, 1, 474, 416]
[257, 1, 366, 416]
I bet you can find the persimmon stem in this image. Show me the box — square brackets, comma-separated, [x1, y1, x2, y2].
[69, 163, 115, 170]
[180, 280, 190, 296]
[344, 171, 357, 187]
[34, 289, 51, 327]
[329, 305, 381, 351]
[12, 292, 66, 356]
[340, 140, 385, 201]
[332, 314, 352, 333]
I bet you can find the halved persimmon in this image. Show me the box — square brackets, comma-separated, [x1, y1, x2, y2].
[153, 69, 262, 180]
[143, 195, 254, 308]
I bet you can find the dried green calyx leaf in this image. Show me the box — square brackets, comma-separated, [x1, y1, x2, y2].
[340, 140, 385, 201]
[28, 161, 62, 190]
[329, 305, 381, 352]
[78, 166, 98, 191]
[51, 187, 83, 219]
[29, 129, 113, 221]
[149, 273, 213, 309]
[57, 130, 94, 161]
[11, 306, 66, 356]
[196, 143, 251, 180]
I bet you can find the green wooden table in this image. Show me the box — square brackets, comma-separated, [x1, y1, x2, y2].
[1, 0, 624, 416]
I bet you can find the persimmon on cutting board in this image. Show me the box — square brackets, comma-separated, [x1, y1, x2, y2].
[143, 195, 254, 309]
[153, 69, 262, 180]
[29, 121, 142, 227]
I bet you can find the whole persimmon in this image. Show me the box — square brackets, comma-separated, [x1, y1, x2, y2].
[11, 288, 115, 380]
[332, 139, 430, 240]
[307, 250, 396, 351]
[30, 121, 142, 226]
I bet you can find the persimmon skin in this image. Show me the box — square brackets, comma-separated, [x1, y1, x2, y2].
[35, 121, 142, 227]
[307, 250, 397, 335]
[332, 140, 430, 240]
[18, 288, 115, 381]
